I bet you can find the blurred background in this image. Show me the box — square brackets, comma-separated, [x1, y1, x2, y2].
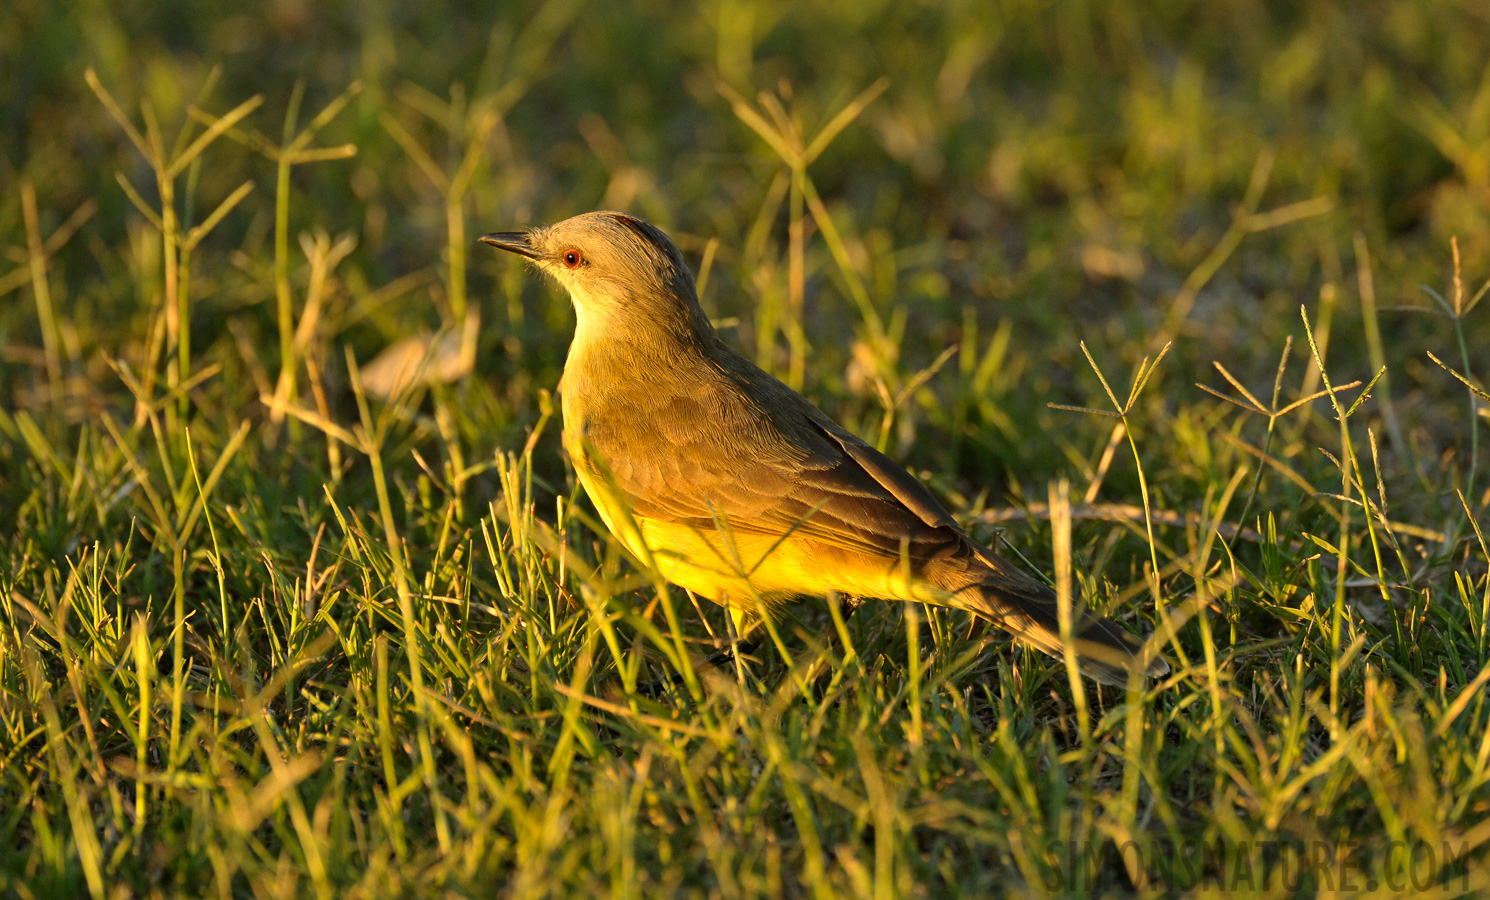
[3, 0, 1487, 501]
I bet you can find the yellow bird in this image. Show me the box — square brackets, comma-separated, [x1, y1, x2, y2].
[481, 212, 1167, 685]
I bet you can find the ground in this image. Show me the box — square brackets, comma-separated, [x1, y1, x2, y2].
[2, 0, 1489, 896]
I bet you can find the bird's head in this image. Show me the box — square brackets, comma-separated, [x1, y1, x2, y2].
[481, 211, 706, 338]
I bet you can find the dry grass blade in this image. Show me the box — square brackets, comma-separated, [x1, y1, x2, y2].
[1244, 196, 1336, 231]
[187, 104, 279, 156]
[1077, 341, 1123, 412]
[20, 182, 60, 388]
[1048, 403, 1122, 418]
[113, 172, 164, 231]
[258, 393, 361, 448]
[293, 81, 364, 151]
[1276, 380, 1365, 416]
[717, 82, 798, 162]
[167, 94, 264, 178]
[84, 68, 152, 162]
[1344, 367, 1388, 418]
[550, 684, 712, 738]
[1207, 361, 1268, 413]
[184, 181, 255, 250]
[379, 111, 448, 188]
[800, 175, 883, 335]
[288, 144, 358, 165]
[1433, 664, 1490, 739]
[803, 77, 890, 164]
[1196, 383, 1260, 412]
[1427, 351, 1490, 403]
[1125, 343, 1171, 410]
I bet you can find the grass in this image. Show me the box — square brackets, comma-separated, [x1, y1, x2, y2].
[3, 0, 1490, 895]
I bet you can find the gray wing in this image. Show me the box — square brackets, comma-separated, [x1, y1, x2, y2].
[575, 354, 961, 561]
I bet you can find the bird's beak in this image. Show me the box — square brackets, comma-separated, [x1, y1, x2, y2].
[479, 231, 539, 259]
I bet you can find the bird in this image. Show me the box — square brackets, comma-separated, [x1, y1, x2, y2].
[480, 212, 1167, 686]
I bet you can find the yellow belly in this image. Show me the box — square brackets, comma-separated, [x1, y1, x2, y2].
[575, 463, 937, 616]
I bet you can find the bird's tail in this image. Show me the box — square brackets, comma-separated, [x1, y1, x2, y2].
[937, 559, 1168, 687]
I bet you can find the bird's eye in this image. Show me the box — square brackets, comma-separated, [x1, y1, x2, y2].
[562, 249, 584, 268]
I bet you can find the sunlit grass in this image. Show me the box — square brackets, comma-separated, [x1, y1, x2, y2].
[2, 1, 1489, 896]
